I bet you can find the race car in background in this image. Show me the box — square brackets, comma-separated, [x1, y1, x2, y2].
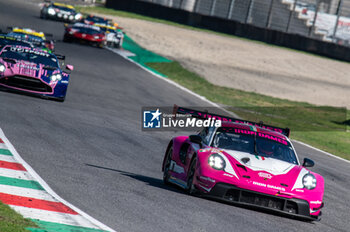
[0, 35, 34, 49]
[7, 27, 55, 52]
[40, 2, 82, 23]
[93, 23, 124, 48]
[0, 45, 73, 101]
[0, 34, 55, 53]
[83, 15, 112, 25]
[63, 23, 106, 48]
[162, 106, 324, 221]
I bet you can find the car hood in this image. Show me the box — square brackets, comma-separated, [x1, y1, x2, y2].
[0, 58, 57, 79]
[220, 149, 307, 194]
[222, 149, 296, 175]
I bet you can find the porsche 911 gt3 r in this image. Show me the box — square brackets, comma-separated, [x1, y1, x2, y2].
[0, 45, 73, 101]
[162, 106, 324, 221]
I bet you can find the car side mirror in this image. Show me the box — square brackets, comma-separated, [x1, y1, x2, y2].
[302, 158, 314, 167]
[189, 135, 202, 145]
[66, 64, 74, 71]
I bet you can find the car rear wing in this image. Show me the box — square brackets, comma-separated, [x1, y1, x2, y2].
[173, 105, 290, 137]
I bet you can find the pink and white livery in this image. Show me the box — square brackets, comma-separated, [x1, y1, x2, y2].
[162, 106, 324, 221]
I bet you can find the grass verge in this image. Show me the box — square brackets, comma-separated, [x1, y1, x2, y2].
[147, 62, 350, 160]
[0, 201, 37, 232]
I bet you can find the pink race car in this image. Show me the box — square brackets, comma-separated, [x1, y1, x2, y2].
[162, 106, 324, 221]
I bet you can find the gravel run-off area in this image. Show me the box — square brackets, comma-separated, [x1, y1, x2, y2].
[104, 14, 350, 109]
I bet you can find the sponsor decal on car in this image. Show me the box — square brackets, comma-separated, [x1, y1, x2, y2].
[199, 176, 216, 182]
[223, 173, 234, 178]
[255, 155, 265, 160]
[258, 172, 272, 179]
[234, 128, 288, 145]
[253, 181, 286, 192]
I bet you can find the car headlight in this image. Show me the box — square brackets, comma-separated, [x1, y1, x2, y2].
[94, 36, 99, 39]
[69, 15, 74, 20]
[208, 154, 226, 170]
[51, 73, 62, 82]
[303, 173, 317, 190]
[75, 13, 82, 20]
[0, 64, 6, 72]
[48, 8, 55, 15]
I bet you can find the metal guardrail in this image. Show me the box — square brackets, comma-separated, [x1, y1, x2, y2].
[139, 0, 350, 46]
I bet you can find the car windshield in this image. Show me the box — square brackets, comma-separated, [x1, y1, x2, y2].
[211, 127, 298, 164]
[73, 26, 100, 35]
[7, 32, 43, 43]
[0, 46, 58, 68]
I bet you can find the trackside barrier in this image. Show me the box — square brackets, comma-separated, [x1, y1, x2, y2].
[106, 0, 350, 62]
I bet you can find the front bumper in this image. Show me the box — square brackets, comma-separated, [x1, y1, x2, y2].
[201, 183, 320, 221]
[0, 75, 68, 100]
[46, 13, 76, 22]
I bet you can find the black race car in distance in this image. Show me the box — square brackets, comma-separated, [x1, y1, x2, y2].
[83, 15, 112, 25]
[40, 2, 82, 23]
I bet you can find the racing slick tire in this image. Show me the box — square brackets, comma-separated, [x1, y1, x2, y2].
[163, 145, 173, 185]
[113, 42, 120, 49]
[187, 156, 198, 195]
[40, 11, 47, 19]
[97, 42, 104, 48]
[56, 96, 65, 102]
[63, 35, 71, 43]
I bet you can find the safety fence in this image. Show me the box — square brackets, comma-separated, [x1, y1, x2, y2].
[139, 0, 350, 46]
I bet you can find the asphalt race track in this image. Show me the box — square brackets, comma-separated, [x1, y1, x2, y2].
[0, 0, 349, 231]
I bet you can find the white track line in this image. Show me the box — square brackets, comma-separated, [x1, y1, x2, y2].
[0, 143, 8, 149]
[10, 205, 102, 229]
[0, 184, 58, 201]
[293, 140, 350, 164]
[0, 168, 33, 180]
[0, 128, 116, 232]
[106, 47, 349, 164]
[0, 154, 18, 163]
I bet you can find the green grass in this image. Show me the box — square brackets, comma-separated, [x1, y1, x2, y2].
[147, 62, 350, 160]
[0, 201, 37, 232]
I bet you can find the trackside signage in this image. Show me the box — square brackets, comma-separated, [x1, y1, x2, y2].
[142, 107, 221, 131]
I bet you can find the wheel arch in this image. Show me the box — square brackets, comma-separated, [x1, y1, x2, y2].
[161, 140, 173, 172]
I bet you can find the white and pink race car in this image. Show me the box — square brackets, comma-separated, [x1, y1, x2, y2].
[162, 106, 324, 221]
